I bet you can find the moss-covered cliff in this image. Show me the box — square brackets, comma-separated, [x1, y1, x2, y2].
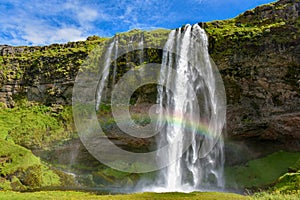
[0, 0, 299, 192]
[1, 0, 298, 147]
[204, 0, 300, 152]
[0, 37, 108, 106]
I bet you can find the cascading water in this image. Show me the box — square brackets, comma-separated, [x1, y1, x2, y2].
[95, 39, 116, 110]
[88, 25, 225, 192]
[95, 34, 144, 110]
[153, 24, 226, 192]
[138, 34, 144, 64]
[112, 37, 119, 87]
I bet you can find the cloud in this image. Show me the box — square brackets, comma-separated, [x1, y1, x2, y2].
[53, 28, 85, 42]
[22, 25, 86, 45]
[0, 0, 177, 45]
[63, 1, 105, 25]
[0, 0, 104, 45]
[0, 0, 276, 46]
[109, 0, 172, 31]
[78, 7, 99, 22]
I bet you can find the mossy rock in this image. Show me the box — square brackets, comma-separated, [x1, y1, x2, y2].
[225, 151, 300, 188]
[0, 102, 74, 149]
[289, 159, 300, 173]
[0, 139, 40, 176]
[273, 172, 300, 193]
[10, 176, 27, 191]
[0, 139, 72, 191]
[51, 169, 77, 186]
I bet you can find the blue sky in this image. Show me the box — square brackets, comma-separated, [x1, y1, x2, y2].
[0, 0, 275, 46]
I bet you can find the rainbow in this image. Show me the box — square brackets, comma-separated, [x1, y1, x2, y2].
[154, 110, 215, 138]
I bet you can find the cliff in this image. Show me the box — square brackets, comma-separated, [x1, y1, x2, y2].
[205, 0, 300, 152]
[0, 0, 299, 152]
[0, 0, 299, 192]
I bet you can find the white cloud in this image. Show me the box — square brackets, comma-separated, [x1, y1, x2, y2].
[22, 24, 86, 45]
[0, 0, 105, 45]
[63, 1, 106, 26]
[0, 0, 183, 45]
[78, 7, 99, 22]
[51, 28, 86, 42]
[113, 0, 172, 30]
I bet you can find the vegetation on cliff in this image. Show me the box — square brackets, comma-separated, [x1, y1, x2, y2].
[0, 100, 74, 149]
[225, 151, 300, 188]
[0, 0, 299, 198]
[0, 139, 76, 191]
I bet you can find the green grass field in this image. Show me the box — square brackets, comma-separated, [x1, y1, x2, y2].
[0, 191, 249, 200]
[1, 191, 300, 200]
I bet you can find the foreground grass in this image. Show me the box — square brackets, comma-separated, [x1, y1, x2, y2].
[251, 192, 300, 200]
[0, 191, 249, 200]
[1, 191, 300, 200]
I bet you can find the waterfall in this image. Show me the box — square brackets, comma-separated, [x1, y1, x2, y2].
[84, 25, 225, 192]
[95, 33, 145, 110]
[138, 34, 144, 64]
[95, 39, 115, 110]
[112, 37, 119, 87]
[153, 24, 225, 192]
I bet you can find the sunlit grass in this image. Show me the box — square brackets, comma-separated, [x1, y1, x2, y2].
[0, 191, 249, 200]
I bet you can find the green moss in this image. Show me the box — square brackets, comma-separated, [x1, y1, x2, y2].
[51, 169, 76, 186]
[0, 139, 62, 190]
[273, 172, 300, 193]
[0, 102, 74, 149]
[0, 179, 12, 190]
[10, 176, 26, 191]
[0, 37, 109, 85]
[144, 29, 170, 46]
[225, 151, 300, 188]
[203, 0, 295, 62]
[99, 168, 130, 180]
[97, 103, 111, 114]
[8, 106, 64, 149]
[18, 164, 61, 189]
[0, 139, 40, 176]
[0, 56, 3, 65]
[289, 159, 300, 173]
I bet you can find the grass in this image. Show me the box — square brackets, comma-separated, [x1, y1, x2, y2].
[289, 159, 300, 172]
[0, 139, 40, 176]
[251, 192, 300, 200]
[225, 151, 300, 188]
[0, 191, 249, 200]
[273, 172, 300, 193]
[0, 139, 62, 190]
[1, 190, 300, 200]
[0, 103, 74, 149]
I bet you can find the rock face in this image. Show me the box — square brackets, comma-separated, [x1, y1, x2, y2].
[0, 0, 299, 154]
[0, 41, 102, 106]
[205, 0, 300, 151]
